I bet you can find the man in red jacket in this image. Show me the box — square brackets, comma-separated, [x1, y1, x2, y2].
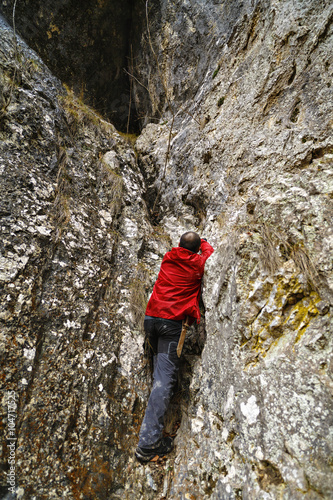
[135, 231, 214, 463]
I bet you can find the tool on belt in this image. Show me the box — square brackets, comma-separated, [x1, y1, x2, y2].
[176, 316, 190, 357]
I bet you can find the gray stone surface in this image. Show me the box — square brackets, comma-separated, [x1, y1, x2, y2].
[0, 0, 332, 498]
[132, 1, 333, 497]
[0, 14, 161, 498]
[0, 0, 142, 131]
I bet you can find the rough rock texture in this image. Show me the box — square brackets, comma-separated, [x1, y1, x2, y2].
[0, 13, 161, 499]
[0, 0, 144, 131]
[131, 1, 333, 498]
[0, 0, 333, 499]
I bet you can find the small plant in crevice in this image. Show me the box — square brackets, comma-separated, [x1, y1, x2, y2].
[129, 263, 150, 329]
[212, 64, 221, 79]
[254, 221, 320, 291]
[59, 86, 113, 142]
[52, 143, 72, 242]
[258, 222, 281, 275]
[98, 158, 124, 218]
[290, 242, 319, 292]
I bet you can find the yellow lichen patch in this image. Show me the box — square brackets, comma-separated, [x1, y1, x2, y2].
[268, 292, 322, 354]
[242, 267, 324, 363]
[286, 294, 317, 326]
[274, 274, 305, 310]
[290, 293, 322, 344]
[47, 23, 61, 39]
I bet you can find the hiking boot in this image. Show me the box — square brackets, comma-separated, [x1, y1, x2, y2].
[135, 436, 174, 463]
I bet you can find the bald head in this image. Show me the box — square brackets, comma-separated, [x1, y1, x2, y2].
[179, 231, 201, 253]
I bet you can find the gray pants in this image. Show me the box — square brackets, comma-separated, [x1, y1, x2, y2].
[138, 316, 182, 449]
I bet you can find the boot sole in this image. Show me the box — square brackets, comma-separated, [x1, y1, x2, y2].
[135, 451, 168, 463]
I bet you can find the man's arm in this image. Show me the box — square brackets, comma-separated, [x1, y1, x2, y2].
[200, 238, 214, 265]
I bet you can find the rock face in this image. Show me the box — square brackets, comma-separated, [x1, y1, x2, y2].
[0, 0, 332, 499]
[0, 13, 159, 499]
[0, 0, 144, 131]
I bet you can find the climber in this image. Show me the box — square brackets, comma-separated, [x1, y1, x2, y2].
[135, 231, 214, 463]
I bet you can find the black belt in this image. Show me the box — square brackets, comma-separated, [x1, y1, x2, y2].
[144, 315, 182, 325]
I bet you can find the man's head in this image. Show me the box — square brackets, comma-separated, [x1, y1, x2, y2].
[179, 231, 201, 253]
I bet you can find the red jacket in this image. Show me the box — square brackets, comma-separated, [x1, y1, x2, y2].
[145, 239, 214, 323]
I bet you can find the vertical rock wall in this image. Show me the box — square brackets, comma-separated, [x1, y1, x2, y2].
[0, 0, 142, 131]
[0, 0, 332, 498]
[0, 14, 163, 499]
[132, 0, 333, 498]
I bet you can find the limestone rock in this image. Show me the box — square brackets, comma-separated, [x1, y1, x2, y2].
[0, 13, 161, 498]
[133, 0, 333, 498]
[0, 0, 144, 131]
[0, 0, 332, 498]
